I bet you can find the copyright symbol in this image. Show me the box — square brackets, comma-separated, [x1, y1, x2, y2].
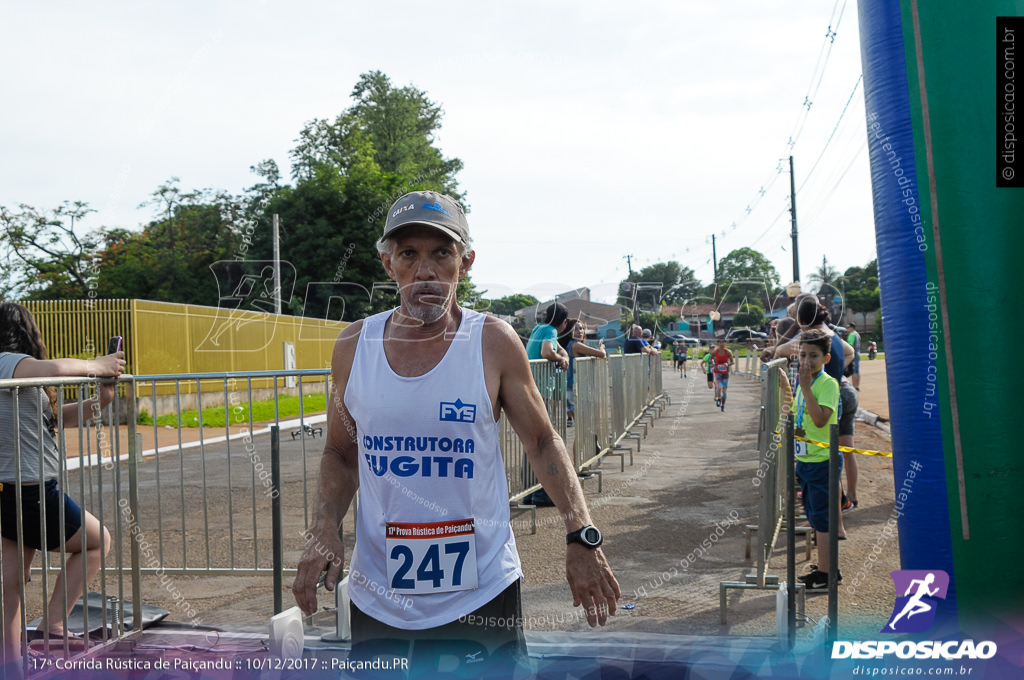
[1003, 167, 1015, 181]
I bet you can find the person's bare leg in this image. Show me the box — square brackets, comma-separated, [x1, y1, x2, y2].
[44, 511, 110, 636]
[837, 505, 847, 539]
[1, 539, 33, 663]
[817, 531, 831, 575]
[852, 372, 860, 390]
[841, 436, 858, 504]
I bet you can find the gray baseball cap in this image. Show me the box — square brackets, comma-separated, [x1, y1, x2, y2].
[378, 191, 469, 245]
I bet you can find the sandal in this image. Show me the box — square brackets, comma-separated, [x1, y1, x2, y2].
[27, 629, 86, 643]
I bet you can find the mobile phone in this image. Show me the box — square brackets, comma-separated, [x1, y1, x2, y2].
[107, 336, 123, 355]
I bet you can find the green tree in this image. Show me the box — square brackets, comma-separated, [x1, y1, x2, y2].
[807, 255, 840, 291]
[243, 70, 478, 320]
[837, 260, 880, 329]
[840, 260, 879, 292]
[0, 201, 101, 299]
[290, 71, 463, 198]
[95, 180, 241, 305]
[732, 301, 766, 329]
[620, 261, 701, 307]
[620, 312, 678, 339]
[716, 247, 780, 302]
[479, 294, 540, 316]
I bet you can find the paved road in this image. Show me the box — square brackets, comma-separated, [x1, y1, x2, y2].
[37, 361, 899, 644]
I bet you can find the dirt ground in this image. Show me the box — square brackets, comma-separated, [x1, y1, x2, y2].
[31, 358, 899, 648]
[856, 357, 889, 421]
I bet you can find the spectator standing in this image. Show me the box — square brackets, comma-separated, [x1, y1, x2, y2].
[623, 325, 656, 356]
[776, 295, 858, 520]
[526, 303, 570, 370]
[0, 302, 121, 668]
[846, 322, 862, 390]
[778, 330, 842, 590]
[559, 320, 606, 427]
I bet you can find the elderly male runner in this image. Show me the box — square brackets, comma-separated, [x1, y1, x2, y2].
[293, 191, 620, 671]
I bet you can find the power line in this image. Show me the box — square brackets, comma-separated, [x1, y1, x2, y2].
[716, 0, 854, 252]
[797, 74, 864, 194]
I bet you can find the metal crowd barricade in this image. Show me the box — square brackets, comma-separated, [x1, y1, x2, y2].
[0, 353, 666, 658]
[504, 355, 666, 502]
[503, 360, 567, 507]
[720, 358, 807, 625]
[572, 356, 610, 472]
[127, 369, 332, 577]
[0, 374, 138, 670]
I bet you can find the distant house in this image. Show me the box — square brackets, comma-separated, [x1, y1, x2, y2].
[517, 288, 623, 347]
[662, 302, 743, 338]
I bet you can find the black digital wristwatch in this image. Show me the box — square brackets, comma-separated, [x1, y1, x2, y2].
[566, 525, 603, 549]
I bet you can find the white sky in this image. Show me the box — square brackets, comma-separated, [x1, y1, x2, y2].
[1, 0, 875, 306]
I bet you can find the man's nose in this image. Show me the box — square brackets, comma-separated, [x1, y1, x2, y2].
[414, 259, 436, 280]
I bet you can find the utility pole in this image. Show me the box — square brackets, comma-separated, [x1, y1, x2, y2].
[789, 155, 800, 284]
[711, 234, 718, 304]
[272, 214, 281, 315]
[623, 253, 634, 278]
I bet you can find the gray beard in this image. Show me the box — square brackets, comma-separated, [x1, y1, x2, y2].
[401, 290, 454, 325]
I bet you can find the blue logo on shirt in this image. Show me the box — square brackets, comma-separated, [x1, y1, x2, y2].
[440, 399, 476, 423]
[422, 202, 452, 217]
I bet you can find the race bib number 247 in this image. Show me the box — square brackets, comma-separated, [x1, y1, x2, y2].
[385, 519, 478, 594]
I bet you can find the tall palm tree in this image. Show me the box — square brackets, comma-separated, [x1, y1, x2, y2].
[807, 255, 839, 290]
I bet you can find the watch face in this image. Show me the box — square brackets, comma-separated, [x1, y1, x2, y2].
[582, 527, 601, 545]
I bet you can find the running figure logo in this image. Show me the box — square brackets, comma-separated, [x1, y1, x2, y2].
[883, 569, 949, 633]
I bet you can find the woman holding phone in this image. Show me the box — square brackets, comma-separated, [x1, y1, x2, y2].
[0, 302, 123, 664]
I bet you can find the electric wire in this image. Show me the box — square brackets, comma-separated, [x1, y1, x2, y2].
[716, 0, 855, 258]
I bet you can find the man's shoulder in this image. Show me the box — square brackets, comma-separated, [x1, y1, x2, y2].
[338, 319, 365, 342]
[482, 314, 524, 346]
[330, 319, 365, 370]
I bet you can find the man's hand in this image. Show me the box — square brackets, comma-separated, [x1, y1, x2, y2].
[566, 545, 620, 626]
[292, 528, 345, 617]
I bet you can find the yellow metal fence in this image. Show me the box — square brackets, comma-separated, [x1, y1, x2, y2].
[22, 299, 345, 395]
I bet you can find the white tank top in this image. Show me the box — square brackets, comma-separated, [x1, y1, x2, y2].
[344, 307, 522, 629]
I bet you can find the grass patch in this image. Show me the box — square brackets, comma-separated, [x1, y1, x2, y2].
[138, 393, 328, 428]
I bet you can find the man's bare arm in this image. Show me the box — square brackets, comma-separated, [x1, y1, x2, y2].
[487, 320, 620, 626]
[292, 323, 362, 616]
[774, 337, 800, 360]
[541, 340, 570, 369]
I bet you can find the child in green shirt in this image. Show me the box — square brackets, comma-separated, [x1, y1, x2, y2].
[779, 329, 840, 590]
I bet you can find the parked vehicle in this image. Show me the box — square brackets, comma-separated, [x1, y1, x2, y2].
[662, 333, 700, 347]
[725, 328, 769, 343]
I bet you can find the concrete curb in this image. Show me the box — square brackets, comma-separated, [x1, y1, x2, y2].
[855, 407, 890, 435]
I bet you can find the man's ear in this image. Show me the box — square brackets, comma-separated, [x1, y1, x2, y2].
[381, 253, 396, 281]
[458, 250, 476, 279]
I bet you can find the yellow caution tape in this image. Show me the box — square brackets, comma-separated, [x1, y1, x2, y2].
[772, 431, 892, 458]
